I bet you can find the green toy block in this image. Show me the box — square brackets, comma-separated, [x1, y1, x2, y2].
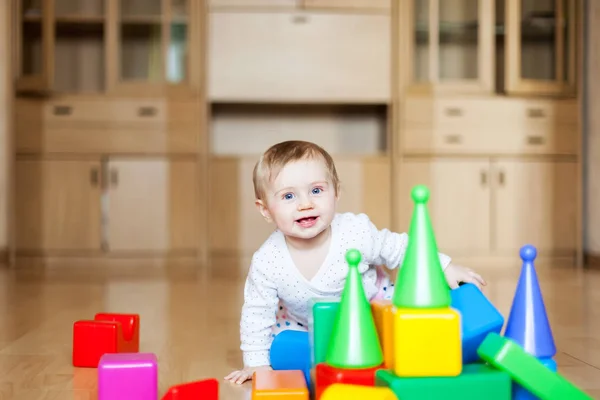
[477, 333, 593, 400]
[375, 363, 511, 400]
[308, 298, 339, 366]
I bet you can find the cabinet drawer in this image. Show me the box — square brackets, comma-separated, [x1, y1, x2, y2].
[209, 11, 390, 102]
[44, 100, 167, 124]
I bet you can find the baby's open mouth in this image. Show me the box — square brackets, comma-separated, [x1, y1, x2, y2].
[295, 216, 319, 227]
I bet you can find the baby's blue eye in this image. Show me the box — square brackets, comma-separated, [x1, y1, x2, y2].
[283, 193, 294, 200]
[312, 187, 322, 194]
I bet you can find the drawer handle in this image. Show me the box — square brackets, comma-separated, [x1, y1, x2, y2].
[138, 106, 157, 117]
[445, 134, 462, 144]
[527, 108, 545, 118]
[527, 135, 545, 145]
[292, 14, 308, 23]
[445, 108, 463, 117]
[53, 105, 72, 116]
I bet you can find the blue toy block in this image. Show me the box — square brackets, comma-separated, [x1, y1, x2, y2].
[269, 330, 311, 387]
[450, 283, 505, 364]
[504, 244, 556, 359]
[513, 357, 557, 400]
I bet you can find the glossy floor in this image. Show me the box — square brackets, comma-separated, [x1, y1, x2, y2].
[0, 258, 598, 399]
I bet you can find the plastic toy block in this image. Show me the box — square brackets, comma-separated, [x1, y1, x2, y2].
[270, 330, 311, 386]
[98, 352, 158, 400]
[375, 363, 511, 400]
[504, 245, 556, 359]
[161, 378, 218, 400]
[392, 185, 451, 309]
[450, 283, 504, 363]
[315, 362, 383, 400]
[370, 299, 395, 369]
[251, 369, 309, 400]
[72, 312, 140, 367]
[309, 298, 339, 367]
[477, 333, 593, 400]
[326, 249, 383, 369]
[95, 313, 140, 353]
[321, 383, 396, 400]
[394, 307, 461, 377]
[513, 358, 557, 400]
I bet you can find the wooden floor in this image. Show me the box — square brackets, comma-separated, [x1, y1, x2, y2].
[0, 257, 599, 399]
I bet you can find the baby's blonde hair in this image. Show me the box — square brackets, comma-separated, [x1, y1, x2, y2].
[253, 140, 340, 201]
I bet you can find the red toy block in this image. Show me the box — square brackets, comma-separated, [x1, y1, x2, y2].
[315, 362, 383, 399]
[161, 378, 219, 400]
[72, 313, 140, 368]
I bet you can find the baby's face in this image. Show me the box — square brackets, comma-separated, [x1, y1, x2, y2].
[263, 157, 338, 241]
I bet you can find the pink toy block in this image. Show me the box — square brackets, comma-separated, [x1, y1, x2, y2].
[98, 352, 158, 400]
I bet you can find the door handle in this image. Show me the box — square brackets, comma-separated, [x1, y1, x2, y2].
[90, 167, 99, 186]
[498, 170, 505, 185]
[110, 169, 118, 187]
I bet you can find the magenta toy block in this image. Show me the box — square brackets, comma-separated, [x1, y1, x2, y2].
[98, 352, 158, 400]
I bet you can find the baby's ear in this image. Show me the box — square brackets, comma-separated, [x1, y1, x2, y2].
[255, 199, 272, 222]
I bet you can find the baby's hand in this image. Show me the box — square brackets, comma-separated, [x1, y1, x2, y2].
[225, 365, 272, 385]
[444, 263, 486, 290]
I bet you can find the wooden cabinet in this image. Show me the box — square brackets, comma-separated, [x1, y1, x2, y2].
[208, 11, 391, 103]
[397, 158, 578, 258]
[14, 157, 199, 255]
[398, 0, 580, 97]
[15, 158, 103, 251]
[14, 0, 204, 96]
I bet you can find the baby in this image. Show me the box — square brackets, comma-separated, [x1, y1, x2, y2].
[225, 140, 486, 384]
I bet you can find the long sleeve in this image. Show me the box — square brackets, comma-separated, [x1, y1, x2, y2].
[239, 254, 279, 367]
[356, 213, 452, 271]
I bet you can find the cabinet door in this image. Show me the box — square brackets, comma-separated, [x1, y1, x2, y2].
[302, 0, 390, 11]
[15, 159, 102, 251]
[493, 160, 577, 254]
[15, 0, 55, 92]
[106, 158, 199, 252]
[208, 11, 390, 102]
[396, 158, 491, 256]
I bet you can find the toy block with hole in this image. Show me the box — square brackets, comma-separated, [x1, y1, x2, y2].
[251, 369, 309, 400]
[375, 363, 511, 400]
[308, 298, 339, 367]
[391, 186, 461, 377]
[450, 282, 504, 364]
[315, 362, 383, 400]
[98, 352, 157, 400]
[326, 250, 383, 369]
[320, 383, 396, 400]
[72, 313, 140, 367]
[161, 378, 218, 400]
[477, 333, 593, 399]
[270, 329, 311, 386]
[504, 244, 558, 399]
[370, 299, 395, 369]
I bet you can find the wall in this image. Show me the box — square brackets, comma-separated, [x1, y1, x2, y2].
[585, 0, 600, 258]
[0, 2, 12, 262]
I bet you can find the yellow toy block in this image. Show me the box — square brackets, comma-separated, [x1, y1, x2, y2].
[321, 383, 397, 400]
[370, 299, 395, 369]
[394, 307, 462, 377]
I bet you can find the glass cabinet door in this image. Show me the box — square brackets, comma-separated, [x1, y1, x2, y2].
[109, 0, 197, 95]
[505, 0, 577, 96]
[15, 0, 55, 92]
[408, 0, 494, 94]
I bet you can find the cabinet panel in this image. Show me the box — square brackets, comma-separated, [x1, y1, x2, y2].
[396, 158, 491, 256]
[106, 158, 199, 252]
[302, 0, 390, 11]
[209, 0, 298, 8]
[208, 12, 390, 102]
[15, 159, 102, 251]
[493, 160, 577, 254]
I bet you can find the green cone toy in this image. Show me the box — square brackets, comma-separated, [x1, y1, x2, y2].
[392, 185, 451, 308]
[325, 249, 383, 368]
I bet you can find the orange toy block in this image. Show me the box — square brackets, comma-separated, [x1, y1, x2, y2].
[370, 299, 395, 369]
[252, 370, 309, 400]
[162, 378, 218, 399]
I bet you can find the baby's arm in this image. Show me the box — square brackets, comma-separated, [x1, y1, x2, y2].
[225, 255, 279, 384]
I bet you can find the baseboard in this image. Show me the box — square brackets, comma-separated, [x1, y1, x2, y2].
[584, 252, 600, 269]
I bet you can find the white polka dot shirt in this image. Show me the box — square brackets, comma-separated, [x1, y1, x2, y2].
[239, 212, 452, 367]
